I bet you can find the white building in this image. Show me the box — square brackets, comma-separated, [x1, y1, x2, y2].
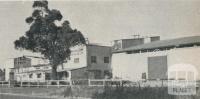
[112, 36, 200, 81]
[9, 44, 112, 81]
[11, 64, 51, 82]
[57, 44, 112, 80]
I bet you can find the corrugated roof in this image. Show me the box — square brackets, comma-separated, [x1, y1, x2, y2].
[113, 36, 200, 53]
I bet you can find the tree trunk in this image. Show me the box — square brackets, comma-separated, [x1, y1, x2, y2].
[51, 65, 57, 80]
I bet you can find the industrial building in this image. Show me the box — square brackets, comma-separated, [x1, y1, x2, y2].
[112, 36, 200, 81]
[9, 44, 112, 82]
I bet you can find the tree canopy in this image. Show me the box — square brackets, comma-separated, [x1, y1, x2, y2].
[14, 0, 85, 79]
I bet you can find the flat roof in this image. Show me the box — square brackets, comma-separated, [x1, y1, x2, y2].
[113, 36, 200, 53]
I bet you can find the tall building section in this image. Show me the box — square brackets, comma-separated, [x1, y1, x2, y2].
[14, 56, 31, 68]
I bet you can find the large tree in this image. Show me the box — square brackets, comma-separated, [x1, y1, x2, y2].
[14, 0, 85, 80]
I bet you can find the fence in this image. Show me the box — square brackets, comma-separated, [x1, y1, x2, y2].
[0, 79, 200, 88]
[0, 79, 125, 88]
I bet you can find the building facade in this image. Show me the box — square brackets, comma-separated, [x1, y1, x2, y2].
[10, 44, 112, 81]
[112, 36, 200, 81]
[57, 44, 112, 80]
[11, 64, 51, 81]
[14, 56, 31, 68]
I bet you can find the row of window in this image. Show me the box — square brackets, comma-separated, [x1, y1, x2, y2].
[91, 56, 109, 63]
[73, 56, 110, 64]
[14, 59, 30, 65]
[29, 73, 42, 78]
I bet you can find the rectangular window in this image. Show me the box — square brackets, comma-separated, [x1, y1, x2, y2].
[74, 58, 79, 63]
[37, 73, 41, 78]
[29, 74, 33, 78]
[104, 57, 109, 63]
[44, 66, 49, 69]
[91, 56, 97, 63]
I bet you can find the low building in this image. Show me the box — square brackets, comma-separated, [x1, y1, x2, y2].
[11, 64, 51, 82]
[10, 44, 112, 81]
[112, 36, 200, 81]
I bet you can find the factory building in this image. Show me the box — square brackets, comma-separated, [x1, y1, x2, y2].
[112, 36, 200, 81]
[9, 44, 112, 81]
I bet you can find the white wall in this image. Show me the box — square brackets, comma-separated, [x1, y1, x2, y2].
[112, 47, 200, 81]
[14, 65, 51, 81]
[3, 59, 14, 81]
[31, 58, 49, 65]
[112, 50, 167, 81]
[15, 72, 46, 82]
[168, 47, 200, 80]
[57, 45, 87, 71]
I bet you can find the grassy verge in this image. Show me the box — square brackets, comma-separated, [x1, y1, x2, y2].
[92, 86, 200, 99]
[1, 86, 200, 99]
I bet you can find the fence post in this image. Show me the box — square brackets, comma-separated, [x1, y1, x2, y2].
[8, 81, 10, 88]
[70, 80, 72, 86]
[46, 81, 49, 88]
[21, 81, 22, 87]
[37, 81, 39, 88]
[120, 80, 123, 86]
[57, 81, 60, 88]
[1, 81, 3, 87]
[88, 79, 90, 86]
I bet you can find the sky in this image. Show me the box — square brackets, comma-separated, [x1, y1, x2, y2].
[0, 0, 200, 68]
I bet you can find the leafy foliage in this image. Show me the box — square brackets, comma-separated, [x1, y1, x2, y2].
[14, 0, 85, 79]
[92, 86, 175, 99]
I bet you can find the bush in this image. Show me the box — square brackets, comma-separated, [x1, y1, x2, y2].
[92, 86, 175, 99]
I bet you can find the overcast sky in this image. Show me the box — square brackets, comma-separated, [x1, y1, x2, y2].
[0, 0, 200, 68]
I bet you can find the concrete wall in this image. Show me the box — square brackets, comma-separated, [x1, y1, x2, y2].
[87, 45, 111, 71]
[112, 47, 200, 81]
[112, 49, 167, 81]
[168, 47, 200, 80]
[71, 67, 88, 80]
[86, 45, 112, 79]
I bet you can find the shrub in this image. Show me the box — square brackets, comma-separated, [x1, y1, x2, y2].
[92, 86, 175, 99]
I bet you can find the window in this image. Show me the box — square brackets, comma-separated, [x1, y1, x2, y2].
[37, 73, 41, 78]
[104, 57, 109, 63]
[91, 56, 97, 63]
[23, 75, 26, 77]
[45, 73, 51, 80]
[29, 74, 33, 78]
[44, 66, 49, 69]
[74, 58, 79, 63]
